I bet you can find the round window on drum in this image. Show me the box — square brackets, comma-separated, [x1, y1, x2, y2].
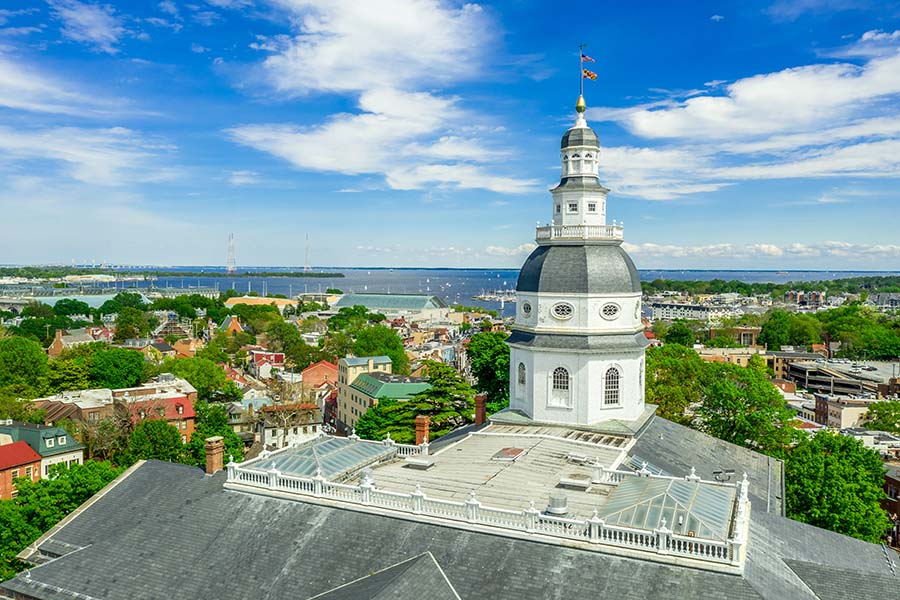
[601, 303, 620, 320]
[552, 302, 574, 320]
[522, 302, 532, 316]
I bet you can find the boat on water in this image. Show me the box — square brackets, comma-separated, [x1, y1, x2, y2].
[473, 289, 517, 303]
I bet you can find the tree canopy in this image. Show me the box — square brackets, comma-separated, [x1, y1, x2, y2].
[0, 336, 48, 392]
[466, 332, 510, 414]
[352, 325, 409, 375]
[664, 320, 695, 346]
[356, 361, 473, 443]
[864, 401, 900, 435]
[124, 419, 185, 464]
[785, 431, 890, 543]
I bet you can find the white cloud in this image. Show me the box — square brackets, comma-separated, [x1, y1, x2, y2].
[205, 0, 253, 8]
[227, 170, 259, 185]
[0, 126, 176, 185]
[622, 240, 900, 260]
[231, 3, 526, 194]
[192, 10, 220, 26]
[48, 0, 126, 54]
[158, 1, 179, 17]
[710, 14, 724, 21]
[0, 9, 38, 26]
[0, 55, 104, 115]
[259, 0, 490, 95]
[586, 31, 900, 201]
[485, 243, 536, 257]
[191, 42, 208, 53]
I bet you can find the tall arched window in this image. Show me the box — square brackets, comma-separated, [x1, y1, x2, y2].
[550, 367, 571, 407]
[604, 367, 620, 406]
[517, 363, 526, 386]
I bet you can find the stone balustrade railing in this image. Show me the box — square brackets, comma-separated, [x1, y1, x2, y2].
[226, 457, 749, 570]
[535, 223, 624, 242]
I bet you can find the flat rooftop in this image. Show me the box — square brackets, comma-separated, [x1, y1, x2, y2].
[358, 431, 625, 518]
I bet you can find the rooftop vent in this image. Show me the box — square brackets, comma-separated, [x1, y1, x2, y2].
[491, 447, 524, 462]
[545, 492, 568, 516]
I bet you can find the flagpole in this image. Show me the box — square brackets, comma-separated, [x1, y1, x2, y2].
[579, 43, 584, 98]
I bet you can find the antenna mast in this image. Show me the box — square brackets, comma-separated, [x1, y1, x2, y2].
[304, 234, 311, 273]
[226, 233, 236, 274]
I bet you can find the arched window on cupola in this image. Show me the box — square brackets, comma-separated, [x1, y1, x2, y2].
[550, 367, 571, 407]
[604, 367, 620, 406]
[518, 363, 526, 386]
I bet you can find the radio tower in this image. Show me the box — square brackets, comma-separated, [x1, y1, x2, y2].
[226, 233, 236, 274]
[304, 233, 311, 273]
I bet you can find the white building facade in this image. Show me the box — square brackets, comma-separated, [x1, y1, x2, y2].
[507, 95, 649, 425]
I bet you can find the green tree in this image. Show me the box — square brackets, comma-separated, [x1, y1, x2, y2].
[124, 419, 184, 464]
[183, 401, 243, 466]
[328, 305, 385, 332]
[52, 298, 92, 317]
[163, 357, 227, 400]
[113, 306, 149, 341]
[0, 336, 49, 390]
[0, 500, 39, 581]
[664, 320, 695, 346]
[864, 401, 900, 435]
[785, 431, 890, 543]
[645, 344, 707, 425]
[352, 325, 409, 374]
[320, 331, 353, 360]
[356, 361, 473, 443]
[47, 358, 93, 392]
[13, 460, 123, 535]
[466, 332, 510, 414]
[91, 347, 145, 388]
[21, 301, 54, 319]
[695, 362, 795, 455]
[758, 310, 791, 350]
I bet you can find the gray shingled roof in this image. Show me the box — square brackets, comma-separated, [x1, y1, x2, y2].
[516, 244, 641, 295]
[560, 126, 599, 149]
[550, 176, 610, 193]
[629, 417, 786, 515]
[309, 552, 460, 600]
[1, 446, 893, 600]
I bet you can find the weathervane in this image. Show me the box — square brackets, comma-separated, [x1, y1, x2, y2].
[579, 43, 597, 105]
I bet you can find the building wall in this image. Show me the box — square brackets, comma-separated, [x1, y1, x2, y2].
[337, 360, 392, 430]
[41, 450, 84, 478]
[509, 346, 645, 425]
[0, 459, 41, 499]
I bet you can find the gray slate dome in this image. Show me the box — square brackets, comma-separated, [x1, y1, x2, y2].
[516, 243, 641, 295]
[561, 126, 599, 149]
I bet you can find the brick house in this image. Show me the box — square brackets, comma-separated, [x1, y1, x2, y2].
[0, 441, 42, 499]
[301, 361, 338, 389]
[127, 396, 196, 444]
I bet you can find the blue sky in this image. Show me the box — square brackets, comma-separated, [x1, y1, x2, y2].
[1, 0, 900, 270]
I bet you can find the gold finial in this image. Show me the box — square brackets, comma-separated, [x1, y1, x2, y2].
[575, 94, 586, 113]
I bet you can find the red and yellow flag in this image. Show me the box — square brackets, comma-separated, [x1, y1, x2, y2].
[582, 68, 597, 80]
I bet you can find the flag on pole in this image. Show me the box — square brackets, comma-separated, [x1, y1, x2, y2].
[582, 68, 597, 80]
[581, 52, 595, 63]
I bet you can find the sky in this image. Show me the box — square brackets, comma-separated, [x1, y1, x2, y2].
[1, 0, 900, 270]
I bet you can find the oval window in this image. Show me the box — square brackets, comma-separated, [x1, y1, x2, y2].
[552, 302, 574, 320]
[601, 303, 620, 320]
[522, 302, 532, 316]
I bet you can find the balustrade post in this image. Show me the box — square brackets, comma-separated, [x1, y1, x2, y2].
[420, 440, 430, 456]
[348, 428, 360, 441]
[411, 483, 425, 514]
[655, 518, 671, 555]
[465, 489, 481, 523]
[359, 468, 374, 504]
[267, 467, 280, 490]
[226, 457, 237, 481]
[313, 467, 325, 496]
[591, 462, 604, 484]
[525, 500, 540, 533]
[589, 508, 603, 544]
[685, 466, 700, 482]
[382, 432, 395, 447]
[638, 461, 651, 477]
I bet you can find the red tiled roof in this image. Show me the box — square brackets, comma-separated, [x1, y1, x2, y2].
[0, 441, 42, 470]
[260, 403, 318, 413]
[302, 360, 338, 374]
[127, 396, 196, 421]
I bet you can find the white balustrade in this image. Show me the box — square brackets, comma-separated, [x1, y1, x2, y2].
[226, 461, 741, 568]
[535, 224, 624, 242]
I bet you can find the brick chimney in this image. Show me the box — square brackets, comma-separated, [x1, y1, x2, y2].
[415, 415, 430, 445]
[474, 393, 487, 426]
[205, 436, 224, 475]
